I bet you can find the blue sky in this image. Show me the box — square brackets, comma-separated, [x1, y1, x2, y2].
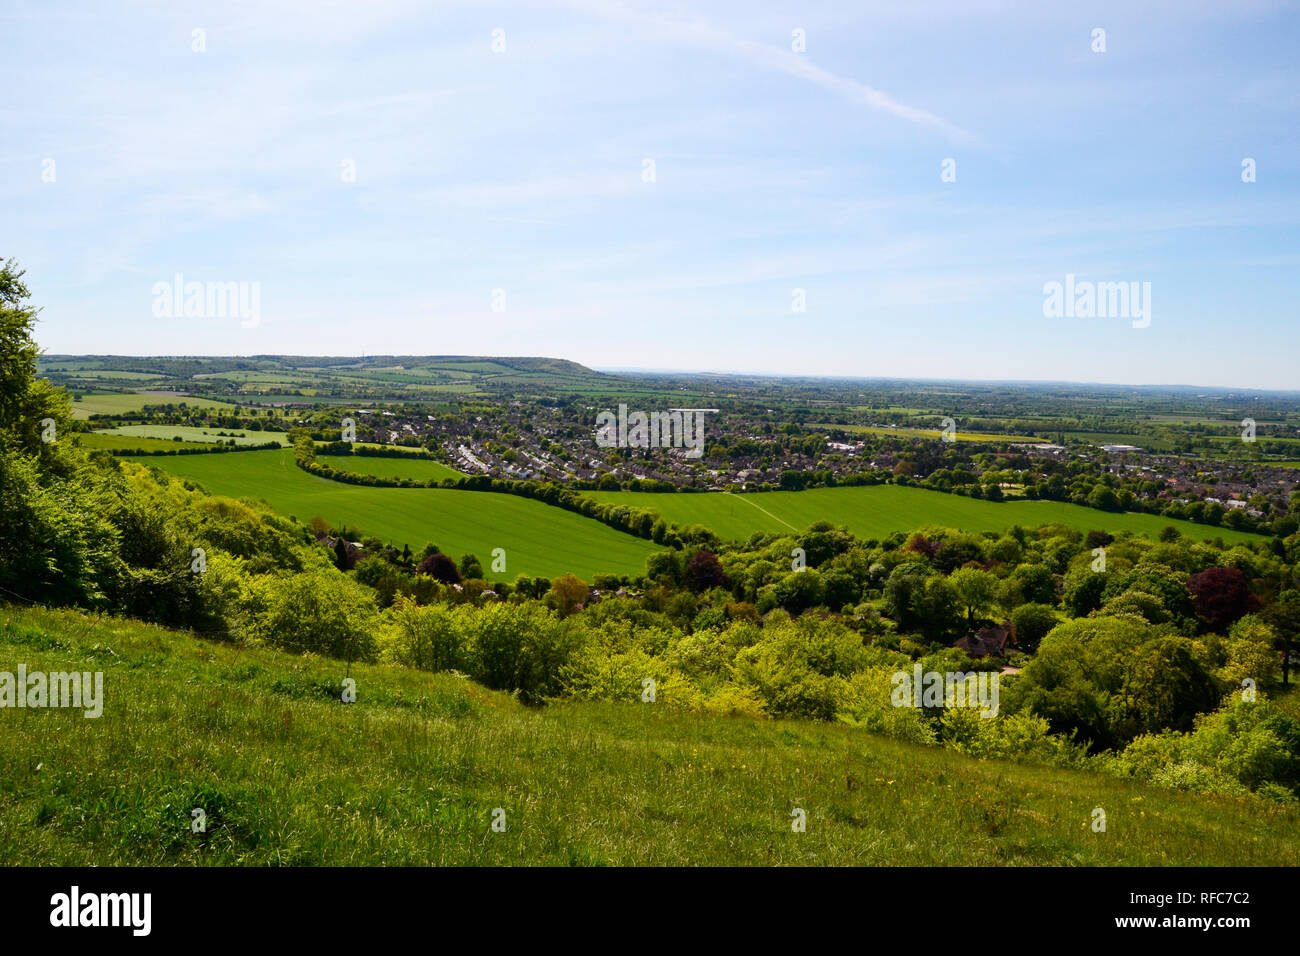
[4, 0, 1298, 388]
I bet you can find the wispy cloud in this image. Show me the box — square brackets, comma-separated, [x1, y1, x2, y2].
[561, 0, 976, 143]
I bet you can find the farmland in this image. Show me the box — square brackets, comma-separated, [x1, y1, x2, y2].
[316, 453, 464, 482]
[78, 433, 215, 452]
[145, 441, 1265, 585]
[91, 424, 292, 446]
[589, 485, 1266, 546]
[71, 392, 242, 419]
[147, 449, 663, 579]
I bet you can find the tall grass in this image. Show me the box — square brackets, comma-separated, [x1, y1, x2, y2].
[1, 605, 1295, 866]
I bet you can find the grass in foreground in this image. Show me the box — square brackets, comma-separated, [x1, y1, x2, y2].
[1, 605, 1295, 866]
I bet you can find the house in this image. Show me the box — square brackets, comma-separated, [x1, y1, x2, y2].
[954, 621, 1012, 658]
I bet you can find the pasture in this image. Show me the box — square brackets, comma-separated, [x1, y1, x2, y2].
[588, 485, 1265, 545]
[95, 424, 292, 446]
[72, 392, 241, 419]
[148, 449, 663, 579]
[316, 453, 464, 482]
[78, 433, 214, 452]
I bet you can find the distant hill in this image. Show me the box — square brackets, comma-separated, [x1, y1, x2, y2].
[40, 354, 604, 376]
[38, 354, 615, 408]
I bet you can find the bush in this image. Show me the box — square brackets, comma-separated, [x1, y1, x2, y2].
[1150, 761, 1249, 796]
[382, 598, 466, 672]
[940, 709, 1086, 767]
[732, 617, 882, 720]
[1181, 699, 1300, 793]
[247, 568, 379, 661]
[835, 667, 937, 745]
[463, 602, 581, 704]
[0, 448, 120, 609]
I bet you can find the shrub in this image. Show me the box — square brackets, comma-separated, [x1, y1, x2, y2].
[382, 598, 466, 672]
[1181, 699, 1300, 793]
[247, 568, 379, 661]
[835, 668, 937, 745]
[417, 551, 460, 584]
[463, 602, 581, 703]
[732, 617, 879, 720]
[1150, 761, 1249, 796]
[0, 448, 120, 609]
[940, 709, 1086, 767]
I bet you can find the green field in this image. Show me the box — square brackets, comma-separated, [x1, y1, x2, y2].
[589, 485, 1265, 545]
[2, 603, 1294, 866]
[148, 449, 662, 579]
[317, 454, 464, 482]
[148, 448, 1263, 576]
[78, 433, 214, 452]
[72, 392, 241, 419]
[95, 424, 291, 446]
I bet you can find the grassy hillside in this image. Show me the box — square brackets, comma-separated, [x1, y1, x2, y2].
[146, 449, 662, 579]
[589, 485, 1265, 545]
[1, 604, 1295, 866]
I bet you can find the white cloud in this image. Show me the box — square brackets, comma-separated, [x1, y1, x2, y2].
[560, 0, 975, 142]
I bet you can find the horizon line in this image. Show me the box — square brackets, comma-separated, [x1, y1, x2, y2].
[36, 352, 1300, 397]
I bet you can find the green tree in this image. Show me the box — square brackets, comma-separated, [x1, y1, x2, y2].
[0, 259, 70, 455]
[1012, 563, 1057, 605]
[949, 567, 999, 628]
[547, 573, 589, 617]
[1010, 603, 1058, 652]
[1114, 637, 1220, 738]
[1088, 484, 1120, 511]
[1263, 590, 1300, 685]
[459, 552, 484, 579]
